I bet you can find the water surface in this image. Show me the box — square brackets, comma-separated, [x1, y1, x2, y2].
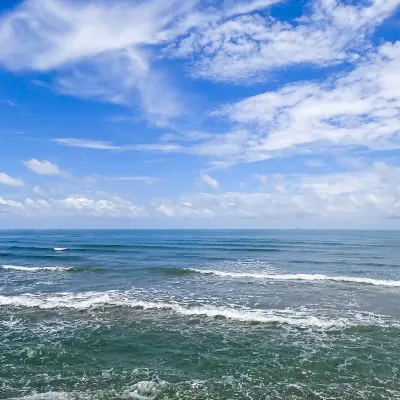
[1, 230, 400, 399]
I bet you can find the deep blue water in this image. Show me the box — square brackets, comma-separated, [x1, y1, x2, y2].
[1, 230, 400, 399]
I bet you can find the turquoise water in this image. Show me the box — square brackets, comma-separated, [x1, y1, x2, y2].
[1, 230, 400, 399]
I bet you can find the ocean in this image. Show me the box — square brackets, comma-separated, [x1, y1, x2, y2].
[1, 229, 400, 399]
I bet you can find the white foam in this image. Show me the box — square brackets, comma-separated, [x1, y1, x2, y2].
[186, 269, 400, 287]
[0, 291, 398, 330]
[10, 381, 168, 400]
[9, 393, 77, 400]
[54, 248, 67, 251]
[2, 265, 73, 272]
[124, 380, 168, 399]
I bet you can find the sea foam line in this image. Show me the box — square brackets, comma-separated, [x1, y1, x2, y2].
[0, 291, 398, 330]
[9, 380, 169, 400]
[54, 248, 67, 251]
[185, 269, 400, 287]
[2, 265, 74, 272]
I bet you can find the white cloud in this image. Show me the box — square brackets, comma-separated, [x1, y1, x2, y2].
[53, 138, 183, 153]
[0, 172, 23, 187]
[53, 138, 121, 150]
[157, 204, 175, 217]
[168, 0, 400, 81]
[0, 195, 146, 218]
[23, 159, 62, 176]
[156, 162, 400, 221]
[1, 162, 399, 224]
[51, 36, 400, 168]
[55, 36, 400, 168]
[0, 0, 201, 126]
[0, 0, 198, 70]
[200, 173, 220, 189]
[223, 0, 283, 17]
[156, 199, 216, 219]
[211, 41, 400, 163]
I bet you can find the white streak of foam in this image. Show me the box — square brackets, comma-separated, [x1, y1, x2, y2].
[54, 248, 67, 251]
[10, 381, 168, 400]
[10, 392, 86, 400]
[2, 265, 73, 272]
[0, 291, 398, 330]
[186, 269, 400, 287]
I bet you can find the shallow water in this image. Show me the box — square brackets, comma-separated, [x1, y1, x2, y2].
[1, 230, 400, 399]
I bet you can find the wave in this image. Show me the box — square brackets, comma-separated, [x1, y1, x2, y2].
[9, 380, 169, 400]
[1, 265, 102, 273]
[183, 269, 400, 287]
[0, 291, 398, 330]
[158, 267, 199, 276]
[2, 265, 74, 272]
[53, 248, 67, 251]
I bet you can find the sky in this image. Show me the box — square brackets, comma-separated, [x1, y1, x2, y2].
[0, 0, 400, 229]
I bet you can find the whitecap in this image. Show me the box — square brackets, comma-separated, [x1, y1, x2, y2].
[9, 392, 77, 400]
[53, 248, 67, 251]
[0, 290, 398, 330]
[185, 269, 400, 287]
[124, 380, 168, 399]
[9, 380, 168, 400]
[2, 265, 73, 272]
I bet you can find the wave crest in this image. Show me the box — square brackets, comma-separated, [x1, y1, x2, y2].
[0, 291, 398, 330]
[2, 265, 74, 272]
[184, 269, 400, 287]
[1, 265, 102, 273]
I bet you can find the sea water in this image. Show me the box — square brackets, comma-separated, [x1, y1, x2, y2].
[1, 230, 400, 399]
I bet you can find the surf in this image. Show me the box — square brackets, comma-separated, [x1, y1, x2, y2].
[183, 269, 400, 287]
[1, 290, 398, 330]
[0, 265, 103, 273]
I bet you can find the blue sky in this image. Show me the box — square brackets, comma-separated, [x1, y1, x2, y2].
[0, 0, 400, 228]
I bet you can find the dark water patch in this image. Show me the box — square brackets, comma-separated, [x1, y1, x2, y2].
[67, 247, 143, 254]
[290, 259, 398, 268]
[72, 244, 140, 249]
[8, 246, 55, 252]
[19, 254, 85, 262]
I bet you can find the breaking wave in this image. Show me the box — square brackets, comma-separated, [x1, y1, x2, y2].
[0, 290, 398, 330]
[183, 269, 400, 287]
[8, 380, 169, 400]
[1, 265, 102, 273]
